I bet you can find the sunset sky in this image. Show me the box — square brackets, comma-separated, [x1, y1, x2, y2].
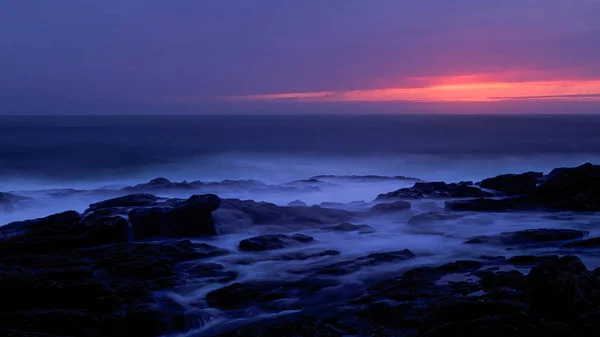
[1, 0, 600, 114]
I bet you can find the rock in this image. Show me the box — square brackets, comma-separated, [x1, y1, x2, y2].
[88, 194, 159, 211]
[324, 222, 375, 234]
[311, 174, 420, 182]
[213, 199, 353, 233]
[528, 255, 600, 320]
[0, 192, 31, 212]
[532, 162, 600, 211]
[444, 198, 523, 212]
[479, 171, 543, 195]
[287, 200, 307, 206]
[238, 234, 314, 251]
[214, 318, 343, 337]
[277, 249, 341, 261]
[185, 263, 238, 283]
[370, 201, 411, 213]
[507, 255, 559, 266]
[128, 194, 221, 239]
[294, 250, 416, 276]
[563, 236, 600, 248]
[407, 212, 464, 225]
[464, 229, 588, 246]
[435, 260, 483, 274]
[123, 177, 202, 192]
[377, 182, 493, 200]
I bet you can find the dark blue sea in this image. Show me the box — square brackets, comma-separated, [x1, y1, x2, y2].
[1, 114, 600, 191]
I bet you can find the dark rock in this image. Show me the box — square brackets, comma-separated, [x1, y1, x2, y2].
[377, 182, 492, 200]
[507, 255, 559, 266]
[239, 234, 314, 251]
[324, 222, 375, 234]
[128, 194, 221, 239]
[287, 200, 307, 206]
[445, 197, 523, 212]
[214, 199, 353, 232]
[532, 162, 600, 211]
[312, 174, 420, 182]
[464, 229, 588, 246]
[185, 263, 238, 283]
[88, 194, 159, 211]
[277, 249, 341, 261]
[294, 250, 416, 276]
[479, 171, 543, 195]
[215, 318, 342, 337]
[407, 212, 464, 225]
[123, 177, 202, 192]
[435, 260, 483, 274]
[528, 255, 600, 320]
[370, 201, 411, 213]
[459, 181, 473, 186]
[562, 236, 600, 248]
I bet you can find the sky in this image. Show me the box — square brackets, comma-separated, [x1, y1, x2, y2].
[1, 0, 600, 114]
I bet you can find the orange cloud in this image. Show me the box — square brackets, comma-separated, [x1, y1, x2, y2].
[176, 74, 600, 103]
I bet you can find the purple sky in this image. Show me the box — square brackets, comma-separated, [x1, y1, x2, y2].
[1, 0, 599, 114]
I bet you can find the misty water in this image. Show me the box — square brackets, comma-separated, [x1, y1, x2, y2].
[2, 115, 600, 335]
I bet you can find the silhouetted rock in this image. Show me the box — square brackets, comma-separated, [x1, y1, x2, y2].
[88, 194, 159, 211]
[479, 171, 543, 195]
[215, 319, 342, 337]
[464, 229, 587, 246]
[239, 233, 314, 251]
[213, 199, 353, 232]
[407, 212, 464, 225]
[370, 201, 411, 213]
[293, 250, 416, 276]
[312, 174, 420, 182]
[445, 197, 524, 212]
[128, 194, 221, 239]
[562, 236, 600, 248]
[377, 182, 493, 200]
[532, 162, 600, 210]
[324, 222, 375, 234]
[287, 199, 307, 206]
[528, 255, 600, 321]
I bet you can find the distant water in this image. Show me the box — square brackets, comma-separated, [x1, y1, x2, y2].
[1, 114, 600, 191]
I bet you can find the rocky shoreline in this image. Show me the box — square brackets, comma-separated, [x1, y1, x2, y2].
[1, 163, 600, 336]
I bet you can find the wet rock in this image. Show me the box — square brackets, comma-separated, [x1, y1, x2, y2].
[479, 171, 543, 195]
[277, 249, 341, 261]
[464, 229, 587, 246]
[238, 233, 314, 251]
[185, 263, 238, 283]
[562, 236, 600, 248]
[445, 198, 523, 212]
[88, 194, 159, 211]
[287, 200, 307, 206]
[435, 260, 483, 274]
[295, 250, 417, 276]
[507, 255, 559, 266]
[0, 192, 31, 212]
[370, 201, 411, 213]
[528, 255, 600, 321]
[324, 222, 375, 234]
[215, 318, 342, 337]
[532, 162, 600, 211]
[377, 182, 492, 200]
[407, 212, 464, 225]
[214, 199, 353, 232]
[128, 194, 221, 239]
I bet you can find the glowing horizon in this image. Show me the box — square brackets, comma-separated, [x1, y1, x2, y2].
[186, 76, 600, 103]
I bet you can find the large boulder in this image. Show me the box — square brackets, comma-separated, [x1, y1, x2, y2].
[128, 194, 221, 239]
[377, 182, 492, 200]
[532, 162, 600, 211]
[88, 194, 159, 211]
[528, 255, 600, 321]
[479, 171, 543, 195]
[213, 199, 353, 233]
[370, 201, 411, 213]
[464, 228, 588, 246]
[238, 234, 314, 251]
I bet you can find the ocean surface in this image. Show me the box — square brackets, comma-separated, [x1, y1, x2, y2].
[3, 114, 600, 335]
[2, 114, 600, 190]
